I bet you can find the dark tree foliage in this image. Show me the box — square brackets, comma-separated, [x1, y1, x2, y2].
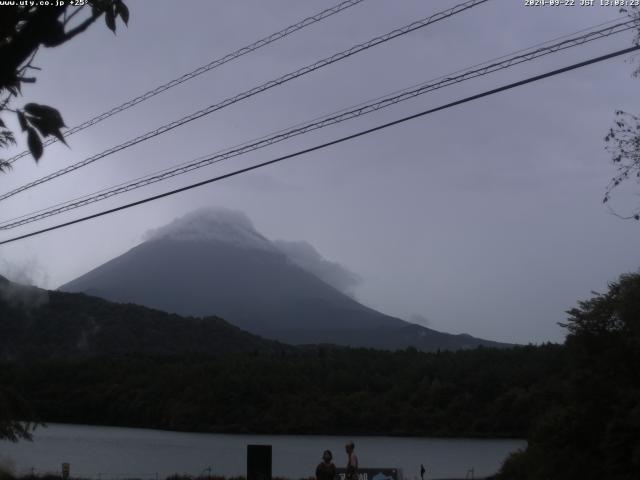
[0, 387, 37, 442]
[0, 0, 128, 442]
[0, 344, 565, 438]
[0, 0, 129, 168]
[604, 110, 640, 220]
[498, 271, 640, 480]
[603, 6, 640, 219]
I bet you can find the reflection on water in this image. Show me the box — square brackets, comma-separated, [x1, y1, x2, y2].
[0, 424, 525, 479]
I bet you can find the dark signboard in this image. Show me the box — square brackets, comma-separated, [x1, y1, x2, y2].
[247, 444, 272, 480]
[336, 468, 401, 480]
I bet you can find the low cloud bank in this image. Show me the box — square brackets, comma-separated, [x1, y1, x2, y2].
[143, 207, 362, 296]
[143, 207, 274, 251]
[0, 259, 49, 309]
[273, 240, 362, 297]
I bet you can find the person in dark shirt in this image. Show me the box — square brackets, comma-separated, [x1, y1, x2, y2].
[316, 450, 336, 480]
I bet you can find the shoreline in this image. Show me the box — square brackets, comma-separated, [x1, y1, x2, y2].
[20, 422, 526, 442]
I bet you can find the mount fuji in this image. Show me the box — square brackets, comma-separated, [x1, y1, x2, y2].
[60, 208, 508, 351]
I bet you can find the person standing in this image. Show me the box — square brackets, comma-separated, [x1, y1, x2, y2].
[345, 441, 358, 480]
[316, 450, 336, 480]
[420, 464, 426, 480]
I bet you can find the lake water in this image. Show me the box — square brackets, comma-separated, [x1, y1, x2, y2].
[0, 424, 525, 480]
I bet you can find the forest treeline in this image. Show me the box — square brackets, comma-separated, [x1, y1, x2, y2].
[0, 344, 563, 438]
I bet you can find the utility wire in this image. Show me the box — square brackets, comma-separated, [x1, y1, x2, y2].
[1, 45, 637, 246]
[1, 19, 636, 230]
[5, 0, 367, 164]
[0, 0, 490, 202]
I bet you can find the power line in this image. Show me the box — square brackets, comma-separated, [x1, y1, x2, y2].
[0, 0, 490, 203]
[5, 0, 367, 165]
[2, 19, 635, 229]
[1, 18, 636, 231]
[1, 45, 637, 247]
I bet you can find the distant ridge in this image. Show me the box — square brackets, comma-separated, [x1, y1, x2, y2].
[61, 208, 510, 352]
[0, 277, 287, 362]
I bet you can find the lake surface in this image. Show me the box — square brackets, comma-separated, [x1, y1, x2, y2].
[0, 424, 525, 480]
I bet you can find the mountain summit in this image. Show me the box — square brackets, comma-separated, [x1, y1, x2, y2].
[61, 208, 508, 351]
[144, 208, 275, 252]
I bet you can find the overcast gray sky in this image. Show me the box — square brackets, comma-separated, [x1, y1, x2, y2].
[1, 0, 639, 344]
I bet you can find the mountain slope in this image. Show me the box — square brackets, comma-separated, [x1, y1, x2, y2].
[0, 275, 286, 361]
[61, 208, 509, 351]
